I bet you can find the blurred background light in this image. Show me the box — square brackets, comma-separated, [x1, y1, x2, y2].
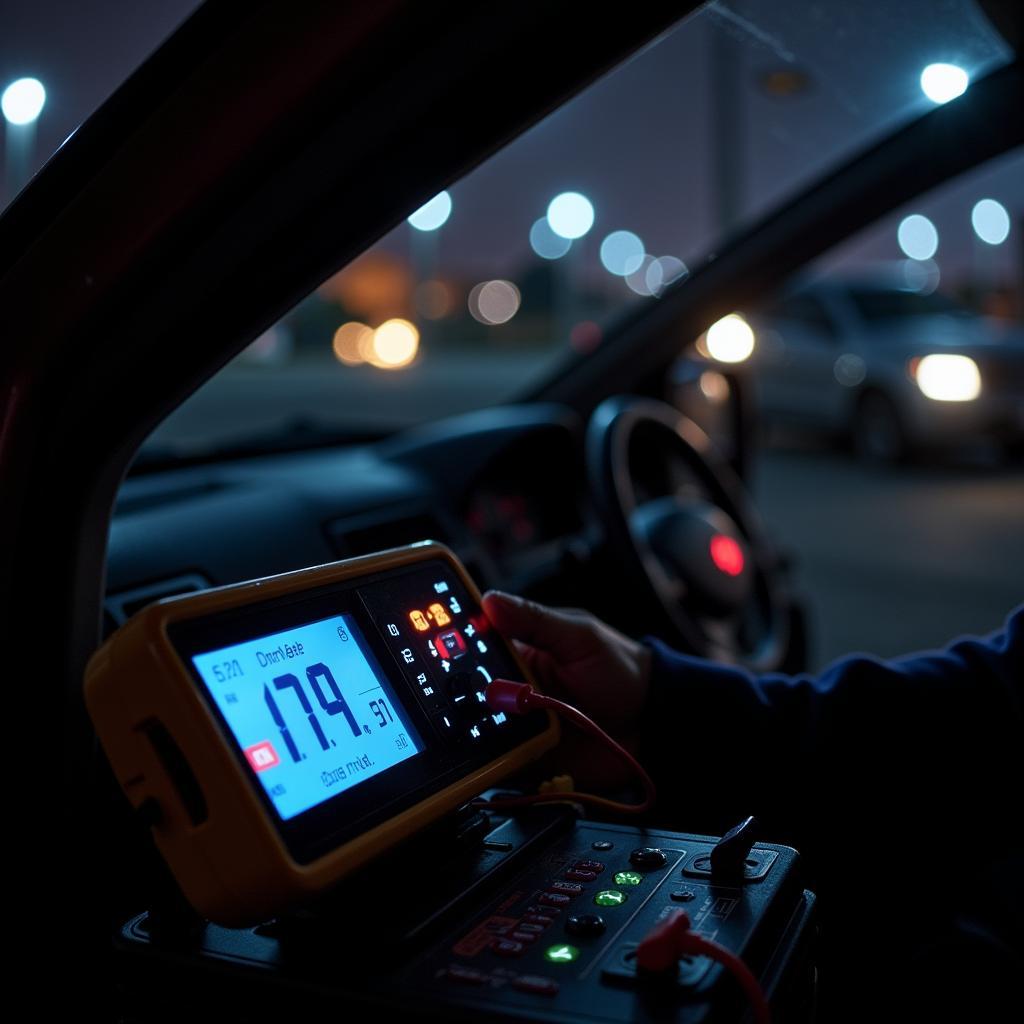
[699, 370, 730, 403]
[569, 320, 602, 353]
[468, 280, 521, 325]
[705, 313, 755, 363]
[645, 255, 688, 295]
[599, 230, 645, 276]
[414, 279, 455, 319]
[407, 191, 452, 231]
[547, 191, 594, 239]
[624, 254, 658, 296]
[897, 214, 938, 260]
[369, 318, 419, 368]
[913, 353, 981, 401]
[971, 198, 1010, 245]
[1, 77, 46, 125]
[529, 216, 572, 259]
[901, 257, 940, 293]
[332, 321, 372, 366]
[919, 63, 968, 104]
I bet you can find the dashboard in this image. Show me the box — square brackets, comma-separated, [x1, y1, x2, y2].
[106, 404, 595, 634]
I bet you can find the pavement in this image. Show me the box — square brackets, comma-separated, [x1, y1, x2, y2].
[755, 441, 1023, 670]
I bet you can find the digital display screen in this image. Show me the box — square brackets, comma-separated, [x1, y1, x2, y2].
[192, 614, 423, 821]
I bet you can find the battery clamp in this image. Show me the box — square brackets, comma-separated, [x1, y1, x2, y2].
[87, 542, 817, 1021]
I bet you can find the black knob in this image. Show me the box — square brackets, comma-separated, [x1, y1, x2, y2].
[629, 847, 667, 870]
[710, 815, 758, 879]
[566, 913, 606, 937]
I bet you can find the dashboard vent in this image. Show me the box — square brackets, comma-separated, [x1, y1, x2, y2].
[328, 510, 448, 558]
[104, 573, 211, 635]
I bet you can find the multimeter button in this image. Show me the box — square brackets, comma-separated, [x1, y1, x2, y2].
[516, 923, 546, 934]
[565, 913, 606, 937]
[630, 847, 668, 869]
[574, 859, 606, 872]
[670, 890, 697, 903]
[564, 869, 598, 882]
[592, 841, 614, 851]
[547, 881, 583, 896]
[512, 975, 560, 996]
[490, 939, 526, 957]
[539, 893, 573, 908]
[443, 965, 489, 985]
[511, 931, 538, 944]
[523, 913, 556, 925]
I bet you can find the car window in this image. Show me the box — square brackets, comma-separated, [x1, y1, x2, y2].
[141, 0, 1013, 454]
[680, 146, 1023, 668]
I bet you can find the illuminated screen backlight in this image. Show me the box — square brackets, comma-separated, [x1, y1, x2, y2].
[192, 614, 422, 821]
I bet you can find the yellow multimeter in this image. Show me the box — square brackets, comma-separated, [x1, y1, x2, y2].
[85, 542, 559, 926]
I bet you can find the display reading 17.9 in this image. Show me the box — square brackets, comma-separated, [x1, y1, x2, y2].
[192, 614, 422, 821]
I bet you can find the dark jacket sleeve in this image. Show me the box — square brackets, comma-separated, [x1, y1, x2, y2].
[639, 605, 1024, 858]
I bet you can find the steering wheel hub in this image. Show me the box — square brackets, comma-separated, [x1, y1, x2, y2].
[587, 396, 789, 671]
[633, 498, 753, 617]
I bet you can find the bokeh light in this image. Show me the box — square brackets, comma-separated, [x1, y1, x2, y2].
[332, 321, 373, 365]
[699, 370, 730, 403]
[529, 216, 572, 260]
[369, 319, 419, 369]
[897, 214, 938, 261]
[415, 279, 455, 319]
[407, 191, 452, 231]
[1, 77, 46, 125]
[919, 63, 969, 104]
[599, 231, 644, 276]
[569, 321, 602, 353]
[971, 198, 1010, 245]
[625, 255, 658, 296]
[645, 255, 688, 295]
[705, 314, 755, 363]
[914, 354, 981, 401]
[547, 192, 594, 240]
[468, 280, 521, 325]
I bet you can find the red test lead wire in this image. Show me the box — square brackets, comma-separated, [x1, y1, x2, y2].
[476, 679, 657, 816]
[636, 909, 771, 1024]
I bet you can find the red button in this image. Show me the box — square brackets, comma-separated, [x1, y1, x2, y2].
[564, 870, 598, 882]
[513, 975, 560, 996]
[516, 923, 546, 934]
[538, 893, 572, 907]
[573, 860, 605, 873]
[490, 939, 526, 957]
[523, 913, 556, 925]
[548, 881, 583, 895]
[511, 931, 538, 943]
[443, 965, 488, 985]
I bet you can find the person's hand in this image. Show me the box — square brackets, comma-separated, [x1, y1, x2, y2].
[481, 591, 652, 789]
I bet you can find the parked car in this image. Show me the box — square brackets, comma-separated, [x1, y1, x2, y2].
[744, 277, 1024, 461]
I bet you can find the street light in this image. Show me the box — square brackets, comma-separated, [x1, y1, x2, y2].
[919, 64, 968, 104]
[2, 77, 46, 125]
[547, 192, 594, 240]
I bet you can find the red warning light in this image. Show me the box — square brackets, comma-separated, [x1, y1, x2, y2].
[433, 630, 467, 660]
[709, 534, 744, 577]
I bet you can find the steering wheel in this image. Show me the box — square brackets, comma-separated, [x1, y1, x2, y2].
[586, 396, 790, 671]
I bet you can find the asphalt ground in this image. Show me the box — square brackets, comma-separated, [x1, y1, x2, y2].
[755, 440, 1023, 671]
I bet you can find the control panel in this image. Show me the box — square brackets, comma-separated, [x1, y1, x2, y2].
[116, 816, 816, 1022]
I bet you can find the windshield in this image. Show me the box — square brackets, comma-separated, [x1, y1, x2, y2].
[847, 289, 969, 321]
[147, 0, 1012, 454]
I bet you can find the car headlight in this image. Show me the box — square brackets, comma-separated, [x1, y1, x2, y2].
[911, 354, 981, 402]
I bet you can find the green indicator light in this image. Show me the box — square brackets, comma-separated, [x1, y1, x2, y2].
[594, 889, 627, 907]
[544, 944, 580, 964]
[614, 871, 644, 887]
